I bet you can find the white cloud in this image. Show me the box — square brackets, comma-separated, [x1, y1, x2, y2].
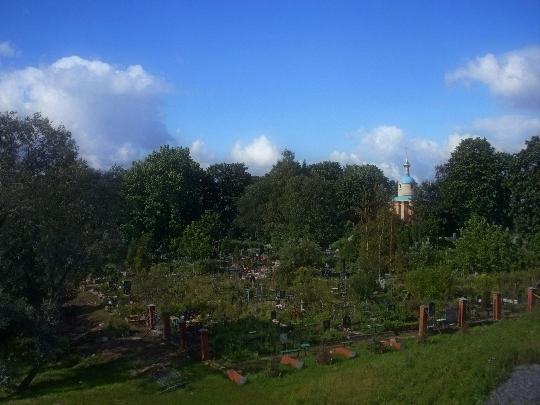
[330, 115, 540, 181]
[0, 41, 17, 58]
[189, 139, 215, 168]
[447, 46, 540, 109]
[329, 151, 363, 165]
[231, 135, 280, 173]
[0, 55, 172, 168]
[471, 115, 540, 151]
[358, 125, 404, 156]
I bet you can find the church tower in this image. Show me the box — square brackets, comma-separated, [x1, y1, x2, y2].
[393, 158, 414, 220]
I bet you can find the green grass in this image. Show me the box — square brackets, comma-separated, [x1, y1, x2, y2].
[5, 311, 540, 405]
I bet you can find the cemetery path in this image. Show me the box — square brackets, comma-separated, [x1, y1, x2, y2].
[486, 364, 540, 404]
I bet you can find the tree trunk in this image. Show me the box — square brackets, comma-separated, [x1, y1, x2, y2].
[17, 364, 40, 392]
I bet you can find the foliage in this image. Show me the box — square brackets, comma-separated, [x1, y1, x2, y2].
[436, 137, 511, 234]
[173, 211, 222, 261]
[206, 163, 252, 237]
[0, 112, 121, 390]
[122, 146, 210, 258]
[236, 153, 395, 247]
[509, 135, 540, 234]
[275, 239, 323, 285]
[336, 164, 392, 224]
[404, 265, 456, 303]
[453, 216, 516, 274]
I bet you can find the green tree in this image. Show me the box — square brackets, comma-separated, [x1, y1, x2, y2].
[453, 216, 516, 274]
[275, 239, 323, 285]
[436, 138, 511, 234]
[236, 151, 341, 246]
[206, 163, 252, 237]
[336, 164, 393, 225]
[0, 112, 120, 390]
[174, 211, 222, 261]
[122, 146, 210, 258]
[308, 161, 343, 181]
[509, 135, 540, 235]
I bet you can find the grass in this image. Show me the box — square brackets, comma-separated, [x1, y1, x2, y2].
[5, 311, 540, 405]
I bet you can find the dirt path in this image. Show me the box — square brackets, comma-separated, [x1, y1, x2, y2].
[486, 364, 540, 404]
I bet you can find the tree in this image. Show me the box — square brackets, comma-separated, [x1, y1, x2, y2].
[509, 135, 540, 235]
[436, 138, 511, 234]
[0, 112, 120, 390]
[236, 151, 341, 246]
[174, 210, 222, 261]
[206, 163, 252, 237]
[336, 164, 393, 225]
[308, 161, 343, 181]
[453, 216, 516, 274]
[275, 239, 323, 285]
[122, 146, 210, 258]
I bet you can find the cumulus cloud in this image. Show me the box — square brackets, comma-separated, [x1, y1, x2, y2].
[330, 125, 452, 180]
[231, 135, 280, 173]
[189, 139, 215, 168]
[470, 115, 540, 151]
[330, 115, 540, 181]
[0, 41, 17, 58]
[447, 46, 540, 109]
[0, 55, 172, 168]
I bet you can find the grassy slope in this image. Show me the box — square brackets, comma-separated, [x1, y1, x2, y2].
[7, 311, 540, 405]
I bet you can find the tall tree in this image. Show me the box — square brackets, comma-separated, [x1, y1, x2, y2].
[436, 138, 511, 234]
[509, 135, 540, 235]
[122, 146, 210, 259]
[0, 112, 120, 390]
[236, 151, 341, 247]
[336, 164, 393, 225]
[206, 163, 252, 237]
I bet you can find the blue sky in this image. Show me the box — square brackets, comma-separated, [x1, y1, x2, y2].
[1, 0, 539, 178]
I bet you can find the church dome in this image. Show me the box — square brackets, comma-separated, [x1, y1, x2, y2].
[400, 175, 414, 185]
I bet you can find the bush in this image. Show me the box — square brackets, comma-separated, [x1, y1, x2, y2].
[454, 216, 516, 274]
[404, 265, 456, 303]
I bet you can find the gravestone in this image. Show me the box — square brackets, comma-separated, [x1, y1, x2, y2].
[445, 306, 457, 324]
[123, 280, 132, 295]
[428, 302, 436, 317]
[323, 319, 330, 331]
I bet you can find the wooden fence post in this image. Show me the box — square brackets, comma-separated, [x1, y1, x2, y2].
[528, 287, 537, 312]
[418, 305, 428, 338]
[458, 298, 467, 328]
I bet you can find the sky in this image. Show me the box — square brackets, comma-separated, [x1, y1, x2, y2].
[1, 0, 539, 179]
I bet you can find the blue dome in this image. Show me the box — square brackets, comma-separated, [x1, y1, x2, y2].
[400, 175, 414, 184]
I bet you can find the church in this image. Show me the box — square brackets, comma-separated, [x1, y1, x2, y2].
[392, 158, 414, 221]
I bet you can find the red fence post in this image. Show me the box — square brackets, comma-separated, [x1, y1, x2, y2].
[418, 305, 428, 339]
[528, 287, 537, 312]
[162, 312, 171, 341]
[147, 304, 156, 330]
[199, 328, 209, 361]
[492, 292, 502, 321]
[458, 298, 467, 328]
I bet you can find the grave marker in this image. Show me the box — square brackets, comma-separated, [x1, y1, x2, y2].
[147, 304, 156, 330]
[492, 292, 502, 321]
